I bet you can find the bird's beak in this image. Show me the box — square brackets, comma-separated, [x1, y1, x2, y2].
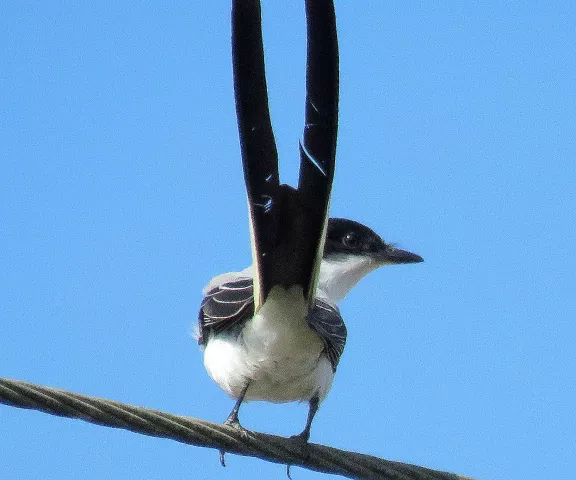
[377, 247, 424, 265]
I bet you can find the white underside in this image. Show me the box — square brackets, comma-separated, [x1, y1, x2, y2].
[203, 285, 334, 403]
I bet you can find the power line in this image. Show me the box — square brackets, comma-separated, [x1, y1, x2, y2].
[0, 377, 473, 480]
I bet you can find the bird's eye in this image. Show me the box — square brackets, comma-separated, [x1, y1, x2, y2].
[343, 232, 358, 248]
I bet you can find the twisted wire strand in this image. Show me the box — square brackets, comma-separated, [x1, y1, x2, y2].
[0, 377, 473, 480]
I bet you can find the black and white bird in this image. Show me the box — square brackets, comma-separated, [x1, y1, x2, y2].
[198, 218, 423, 441]
[197, 0, 422, 453]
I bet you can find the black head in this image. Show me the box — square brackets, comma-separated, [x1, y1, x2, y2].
[324, 218, 423, 264]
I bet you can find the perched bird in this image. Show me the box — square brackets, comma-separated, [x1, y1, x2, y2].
[198, 217, 423, 441]
[198, 0, 422, 461]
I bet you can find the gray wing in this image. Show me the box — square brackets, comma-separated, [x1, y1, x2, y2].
[307, 299, 347, 372]
[198, 278, 255, 346]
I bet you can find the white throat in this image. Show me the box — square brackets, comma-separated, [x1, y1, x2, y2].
[316, 254, 379, 303]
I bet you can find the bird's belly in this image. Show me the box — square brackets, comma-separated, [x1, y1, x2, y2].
[203, 286, 335, 403]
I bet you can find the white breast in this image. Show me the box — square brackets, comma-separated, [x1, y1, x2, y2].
[203, 285, 335, 403]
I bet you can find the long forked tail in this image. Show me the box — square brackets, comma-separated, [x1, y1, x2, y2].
[232, 0, 339, 311]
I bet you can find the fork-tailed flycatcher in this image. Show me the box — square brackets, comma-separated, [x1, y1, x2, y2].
[197, 0, 422, 452]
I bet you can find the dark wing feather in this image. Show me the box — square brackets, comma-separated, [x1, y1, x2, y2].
[198, 278, 255, 346]
[307, 299, 347, 372]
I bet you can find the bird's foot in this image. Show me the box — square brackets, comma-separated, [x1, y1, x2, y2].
[223, 417, 250, 437]
[286, 430, 312, 478]
[219, 450, 227, 468]
[219, 418, 250, 467]
[289, 430, 310, 444]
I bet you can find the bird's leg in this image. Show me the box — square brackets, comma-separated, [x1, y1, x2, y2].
[286, 396, 320, 478]
[220, 382, 250, 467]
[224, 383, 249, 427]
[291, 395, 319, 442]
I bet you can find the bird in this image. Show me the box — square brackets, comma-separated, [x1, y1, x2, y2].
[198, 0, 422, 463]
[198, 217, 423, 442]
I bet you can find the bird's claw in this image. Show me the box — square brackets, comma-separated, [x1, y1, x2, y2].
[219, 420, 251, 467]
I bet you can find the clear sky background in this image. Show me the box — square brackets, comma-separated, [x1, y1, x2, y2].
[1, 2, 574, 479]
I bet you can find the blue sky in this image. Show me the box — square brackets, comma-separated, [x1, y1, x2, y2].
[1, 1, 574, 479]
